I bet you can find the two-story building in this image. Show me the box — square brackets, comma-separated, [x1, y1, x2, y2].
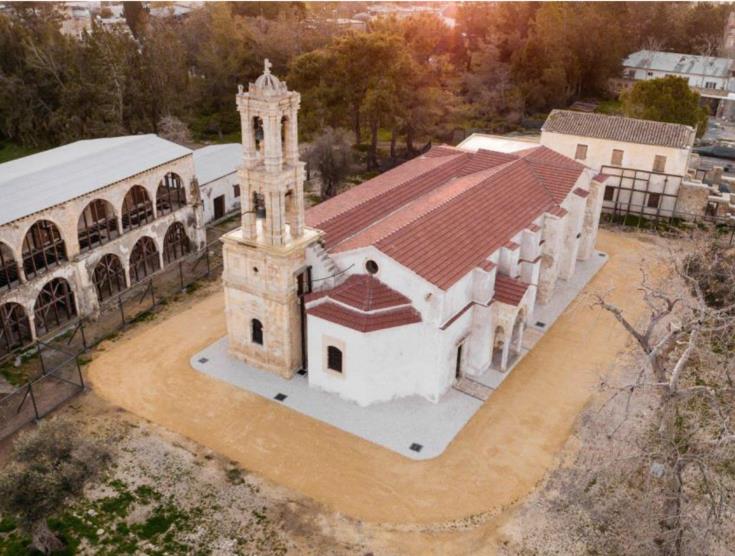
[0, 135, 206, 357]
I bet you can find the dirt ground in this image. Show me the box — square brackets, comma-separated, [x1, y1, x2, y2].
[84, 229, 665, 554]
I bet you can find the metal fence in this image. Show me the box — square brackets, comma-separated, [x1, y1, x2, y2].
[600, 204, 735, 246]
[0, 220, 233, 439]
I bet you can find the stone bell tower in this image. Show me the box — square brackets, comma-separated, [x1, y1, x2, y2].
[221, 60, 319, 378]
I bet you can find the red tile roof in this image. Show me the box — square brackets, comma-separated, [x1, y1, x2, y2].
[478, 259, 496, 272]
[305, 145, 587, 290]
[308, 301, 421, 332]
[315, 274, 411, 311]
[494, 274, 530, 306]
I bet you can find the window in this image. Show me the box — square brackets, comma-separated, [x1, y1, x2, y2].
[162, 222, 190, 265]
[611, 149, 623, 166]
[251, 319, 263, 345]
[653, 155, 667, 173]
[647, 193, 662, 209]
[78, 199, 118, 251]
[574, 144, 588, 160]
[34, 277, 77, 336]
[233, 184, 241, 198]
[156, 173, 186, 216]
[705, 81, 717, 89]
[0, 302, 32, 356]
[22, 220, 67, 280]
[365, 260, 379, 274]
[0, 242, 19, 292]
[129, 236, 160, 284]
[92, 254, 126, 301]
[121, 186, 154, 231]
[253, 192, 266, 219]
[327, 346, 343, 373]
[647, 71, 653, 77]
[604, 185, 615, 202]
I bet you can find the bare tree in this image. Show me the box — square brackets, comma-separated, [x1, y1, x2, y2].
[589, 241, 735, 555]
[304, 127, 353, 200]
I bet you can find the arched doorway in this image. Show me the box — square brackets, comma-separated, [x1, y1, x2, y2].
[129, 236, 160, 284]
[0, 302, 32, 356]
[162, 222, 190, 265]
[34, 278, 77, 336]
[491, 325, 505, 370]
[511, 311, 525, 356]
[22, 220, 67, 280]
[92, 254, 126, 301]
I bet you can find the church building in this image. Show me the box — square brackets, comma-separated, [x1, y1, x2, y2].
[222, 63, 607, 407]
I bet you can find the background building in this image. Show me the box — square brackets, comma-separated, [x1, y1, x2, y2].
[193, 144, 242, 223]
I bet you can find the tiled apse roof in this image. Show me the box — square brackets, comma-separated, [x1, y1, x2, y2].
[542, 110, 695, 149]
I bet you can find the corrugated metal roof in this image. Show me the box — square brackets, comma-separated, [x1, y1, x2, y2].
[192, 143, 242, 186]
[0, 135, 192, 226]
[624, 49, 734, 78]
[542, 110, 695, 149]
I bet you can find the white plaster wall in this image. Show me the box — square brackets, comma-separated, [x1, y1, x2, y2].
[199, 172, 240, 223]
[540, 132, 691, 176]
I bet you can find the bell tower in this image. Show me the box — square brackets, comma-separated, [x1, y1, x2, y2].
[221, 60, 319, 378]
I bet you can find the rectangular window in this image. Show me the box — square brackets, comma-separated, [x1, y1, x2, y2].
[647, 193, 661, 209]
[705, 81, 717, 89]
[611, 149, 623, 166]
[604, 185, 615, 201]
[575, 144, 588, 160]
[653, 155, 666, 173]
[233, 184, 241, 198]
[327, 345, 343, 373]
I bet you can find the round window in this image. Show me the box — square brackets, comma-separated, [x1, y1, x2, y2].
[365, 260, 379, 274]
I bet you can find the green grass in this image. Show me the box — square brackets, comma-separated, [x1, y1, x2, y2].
[0, 141, 40, 164]
[596, 99, 623, 115]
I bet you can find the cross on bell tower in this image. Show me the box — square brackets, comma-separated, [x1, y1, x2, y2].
[236, 59, 304, 246]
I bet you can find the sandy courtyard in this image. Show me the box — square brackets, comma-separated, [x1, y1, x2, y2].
[87, 229, 659, 527]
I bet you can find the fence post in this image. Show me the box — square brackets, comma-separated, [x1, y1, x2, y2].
[150, 280, 155, 308]
[118, 296, 126, 328]
[205, 248, 211, 277]
[80, 319, 87, 352]
[76, 356, 86, 390]
[28, 383, 40, 420]
[179, 261, 184, 290]
[38, 342, 46, 376]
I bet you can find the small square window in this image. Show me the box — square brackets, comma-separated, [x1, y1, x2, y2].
[274, 393, 287, 402]
[653, 155, 666, 173]
[647, 192, 662, 209]
[604, 185, 615, 202]
[611, 149, 623, 166]
[409, 443, 423, 452]
[327, 345, 343, 373]
[575, 144, 588, 161]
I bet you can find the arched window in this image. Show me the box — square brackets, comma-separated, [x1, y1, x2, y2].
[34, 277, 77, 336]
[281, 115, 288, 151]
[253, 191, 266, 219]
[129, 237, 160, 284]
[92, 254, 126, 301]
[163, 222, 190, 265]
[78, 199, 118, 251]
[121, 186, 154, 232]
[0, 242, 19, 292]
[0, 302, 32, 356]
[22, 220, 67, 280]
[327, 346, 343, 373]
[156, 173, 186, 216]
[251, 318, 263, 345]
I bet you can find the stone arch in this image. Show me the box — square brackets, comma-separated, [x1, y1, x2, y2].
[121, 185, 154, 232]
[129, 236, 160, 284]
[22, 219, 68, 280]
[511, 309, 526, 356]
[34, 277, 77, 336]
[156, 172, 186, 216]
[162, 221, 191, 265]
[92, 253, 127, 301]
[78, 199, 119, 251]
[0, 241, 20, 292]
[0, 302, 32, 356]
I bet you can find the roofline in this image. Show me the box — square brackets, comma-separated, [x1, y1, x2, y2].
[0, 153, 192, 228]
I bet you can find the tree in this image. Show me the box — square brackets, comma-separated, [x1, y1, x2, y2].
[622, 76, 709, 136]
[305, 127, 353, 199]
[0, 419, 111, 554]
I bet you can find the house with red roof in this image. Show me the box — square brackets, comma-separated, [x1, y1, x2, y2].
[221, 63, 607, 407]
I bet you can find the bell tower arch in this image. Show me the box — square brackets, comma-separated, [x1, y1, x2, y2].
[222, 60, 319, 379]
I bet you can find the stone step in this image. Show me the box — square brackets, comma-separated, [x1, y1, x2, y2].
[453, 377, 493, 401]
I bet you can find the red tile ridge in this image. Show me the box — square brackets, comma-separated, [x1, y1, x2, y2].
[505, 241, 520, 250]
[494, 274, 530, 306]
[573, 187, 590, 198]
[307, 301, 421, 332]
[478, 259, 496, 272]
